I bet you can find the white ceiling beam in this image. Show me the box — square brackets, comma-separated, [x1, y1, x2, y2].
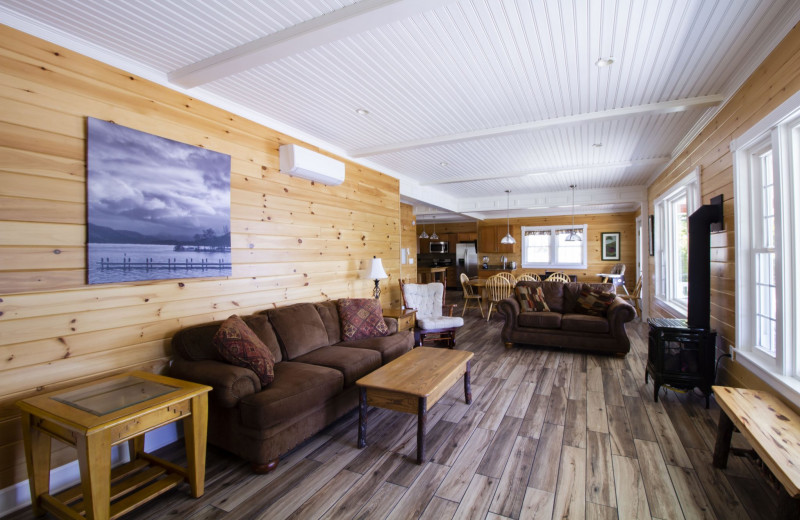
[168, 0, 454, 88]
[421, 157, 670, 185]
[349, 95, 725, 157]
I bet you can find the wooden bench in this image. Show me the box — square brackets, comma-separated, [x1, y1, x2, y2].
[712, 385, 800, 520]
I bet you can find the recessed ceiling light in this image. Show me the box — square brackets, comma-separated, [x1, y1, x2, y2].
[355, 108, 369, 115]
[595, 57, 614, 67]
[439, 161, 449, 167]
[593, 143, 603, 148]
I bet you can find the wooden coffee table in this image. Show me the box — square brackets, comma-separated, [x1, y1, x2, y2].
[17, 371, 211, 520]
[356, 347, 473, 464]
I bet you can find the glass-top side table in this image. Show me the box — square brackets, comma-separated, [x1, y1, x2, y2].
[17, 371, 211, 520]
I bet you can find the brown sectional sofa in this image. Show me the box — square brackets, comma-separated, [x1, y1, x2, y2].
[498, 281, 636, 355]
[169, 300, 414, 472]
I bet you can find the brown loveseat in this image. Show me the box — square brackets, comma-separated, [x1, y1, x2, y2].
[169, 300, 414, 472]
[498, 281, 635, 355]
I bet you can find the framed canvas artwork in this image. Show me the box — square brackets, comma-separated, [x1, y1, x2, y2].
[601, 232, 621, 261]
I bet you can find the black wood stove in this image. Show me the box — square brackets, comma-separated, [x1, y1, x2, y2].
[645, 197, 722, 408]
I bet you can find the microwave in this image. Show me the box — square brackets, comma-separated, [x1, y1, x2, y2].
[429, 241, 449, 253]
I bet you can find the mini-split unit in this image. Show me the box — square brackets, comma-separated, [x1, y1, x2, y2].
[279, 144, 345, 185]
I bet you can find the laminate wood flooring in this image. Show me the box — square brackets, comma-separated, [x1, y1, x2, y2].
[9, 291, 780, 519]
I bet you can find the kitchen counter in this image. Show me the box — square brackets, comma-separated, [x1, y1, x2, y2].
[417, 266, 448, 284]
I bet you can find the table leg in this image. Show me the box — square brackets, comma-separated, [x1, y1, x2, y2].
[184, 393, 208, 498]
[712, 411, 734, 469]
[464, 361, 472, 404]
[127, 434, 145, 463]
[77, 430, 111, 520]
[21, 412, 50, 516]
[358, 387, 367, 448]
[417, 396, 427, 464]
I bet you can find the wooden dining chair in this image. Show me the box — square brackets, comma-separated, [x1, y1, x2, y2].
[495, 272, 517, 285]
[460, 273, 484, 317]
[619, 274, 643, 316]
[516, 273, 541, 282]
[485, 275, 513, 321]
[544, 272, 571, 283]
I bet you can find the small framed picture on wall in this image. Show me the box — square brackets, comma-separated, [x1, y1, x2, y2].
[648, 215, 655, 256]
[601, 232, 621, 261]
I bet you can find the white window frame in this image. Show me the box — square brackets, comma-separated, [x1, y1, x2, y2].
[732, 89, 800, 403]
[520, 224, 588, 269]
[653, 168, 700, 316]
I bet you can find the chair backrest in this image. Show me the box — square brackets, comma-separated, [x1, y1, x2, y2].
[401, 282, 445, 319]
[496, 272, 516, 285]
[460, 273, 476, 297]
[486, 275, 513, 302]
[610, 263, 626, 275]
[631, 274, 643, 297]
[545, 272, 571, 283]
[517, 273, 541, 282]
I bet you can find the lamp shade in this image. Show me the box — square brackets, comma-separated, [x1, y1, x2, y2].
[367, 256, 388, 279]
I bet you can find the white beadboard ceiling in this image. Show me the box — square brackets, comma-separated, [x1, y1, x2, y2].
[2, 0, 799, 220]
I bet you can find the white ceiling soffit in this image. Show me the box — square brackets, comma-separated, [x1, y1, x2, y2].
[2, 0, 800, 220]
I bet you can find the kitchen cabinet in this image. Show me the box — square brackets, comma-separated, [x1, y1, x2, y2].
[457, 233, 477, 242]
[447, 234, 458, 253]
[445, 266, 458, 289]
[479, 226, 515, 253]
[419, 237, 431, 254]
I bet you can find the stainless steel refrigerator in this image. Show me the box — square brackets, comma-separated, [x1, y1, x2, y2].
[455, 242, 478, 279]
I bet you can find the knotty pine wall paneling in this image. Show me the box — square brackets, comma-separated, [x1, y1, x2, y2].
[646, 22, 800, 403]
[0, 25, 403, 489]
[397, 203, 417, 305]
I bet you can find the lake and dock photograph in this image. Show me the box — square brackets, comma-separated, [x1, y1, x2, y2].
[86, 118, 232, 284]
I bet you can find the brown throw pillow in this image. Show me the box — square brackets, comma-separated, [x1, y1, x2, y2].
[213, 315, 275, 386]
[337, 298, 390, 341]
[516, 286, 550, 312]
[575, 284, 616, 317]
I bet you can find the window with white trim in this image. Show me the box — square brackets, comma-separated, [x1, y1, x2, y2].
[654, 169, 700, 315]
[733, 90, 800, 401]
[521, 225, 588, 269]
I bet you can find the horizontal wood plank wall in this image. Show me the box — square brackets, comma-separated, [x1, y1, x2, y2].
[646, 22, 800, 398]
[0, 25, 402, 488]
[475, 213, 636, 285]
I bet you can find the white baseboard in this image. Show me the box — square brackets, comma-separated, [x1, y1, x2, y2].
[0, 423, 180, 516]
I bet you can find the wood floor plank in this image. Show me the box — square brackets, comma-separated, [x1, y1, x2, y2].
[619, 368, 640, 397]
[452, 473, 499, 519]
[431, 409, 485, 466]
[436, 427, 494, 502]
[479, 381, 519, 430]
[624, 395, 657, 442]
[551, 445, 586, 520]
[284, 469, 361, 520]
[685, 447, 750, 520]
[601, 367, 625, 407]
[528, 422, 565, 493]
[607, 404, 637, 458]
[587, 365, 603, 393]
[661, 392, 708, 450]
[666, 465, 715, 520]
[519, 393, 549, 439]
[634, 439, 685, 520]
[587, 390, 609, 433]
[353, 482, 407, 520]
[545, 386, 568, 426]
[568, 369, 587, 400]
[418, 496, 459, 520]
[642, 400, 692, 468]
[534, 367, 555, 396]
[519, 487, 555, 519]
[612, 455, 652, 520]
[563, 399, 588, 449]
[224, 458, 322, 518]
[505, 381, 536, 418]
[489, 435, 538, 518]
[321, 450, 404, 519]
[476, 415, 523, 478]
[586, 431, 616, 508]
[386, 462, 450, 520]
[586, 502, 619, 520]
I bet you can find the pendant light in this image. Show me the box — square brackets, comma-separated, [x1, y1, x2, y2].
[566, 184, 582, 242]
[418, 218, 429, 239]
[430, 215, 439, 240]
[500, 190, 516, 244]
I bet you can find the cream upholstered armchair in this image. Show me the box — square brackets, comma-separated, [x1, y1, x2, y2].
[400, 281, 464, 348]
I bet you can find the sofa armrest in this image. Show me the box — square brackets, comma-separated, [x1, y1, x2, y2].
[497, 297, 520, 343]
[607, 297, 636, 337]
[383, 317, 399, 334]
[170, 358, 260, 408]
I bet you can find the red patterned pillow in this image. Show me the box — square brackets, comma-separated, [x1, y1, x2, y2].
[575, 284, 616, 317]
[516, 286, 550, 312]
[336, 298, 390, 341]
[213, 315, 275, 386]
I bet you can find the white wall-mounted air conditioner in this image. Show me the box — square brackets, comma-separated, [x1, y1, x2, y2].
[279, 144, 345, 186]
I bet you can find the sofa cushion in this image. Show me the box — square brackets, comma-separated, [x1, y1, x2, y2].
[266, 303, 330, 359]
[238, 361, 343, 430]
[293, 345, 382, 387]
[242, 315, 282, 364]
[516, 285, 550, 312]
[564, 282, 614, 313]
[562, 313, 610, 334]
[518, 311, 562, 329]
[315, 301, 342, 345]
[575, 284, 616, 317]
[214, 315, 276, 387]
[338, 330, 414, 363]
[337, 298, 389, 341]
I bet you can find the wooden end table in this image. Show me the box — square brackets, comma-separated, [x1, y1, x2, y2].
[17, 371, 211, 520]
[356, 347, 473, 464]
[383, 307, 416, 332]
